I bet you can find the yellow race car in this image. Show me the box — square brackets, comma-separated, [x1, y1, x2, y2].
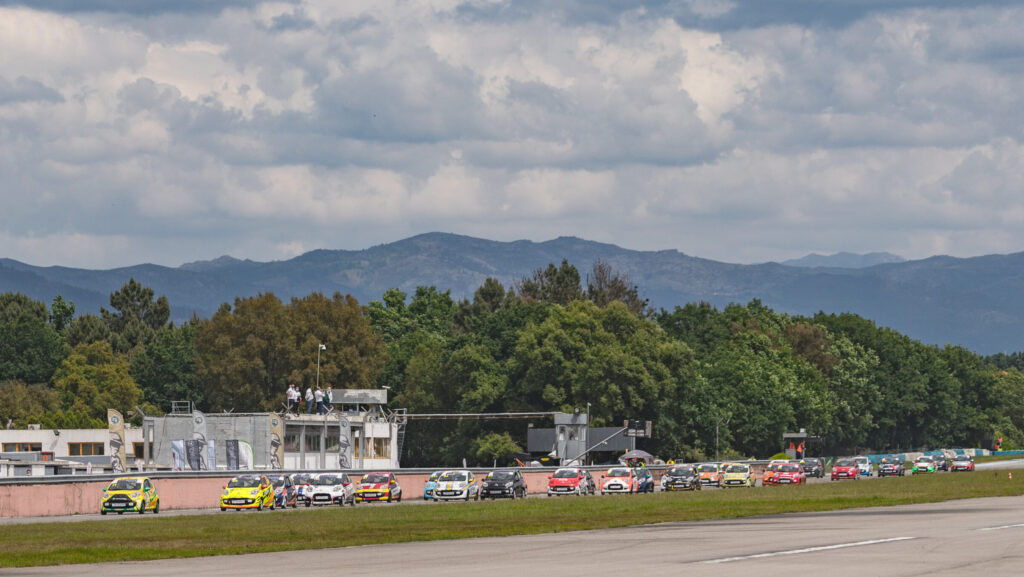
[720, 462, 755, 488]
[221, 474, 275, 511]
[101, 476, 160, 515]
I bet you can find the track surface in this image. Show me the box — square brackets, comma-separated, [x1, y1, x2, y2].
[7, 494, 1024, 576]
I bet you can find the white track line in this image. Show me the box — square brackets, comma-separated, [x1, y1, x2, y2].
[702, 537, 918, 564]
[977, 523, 1024, 531]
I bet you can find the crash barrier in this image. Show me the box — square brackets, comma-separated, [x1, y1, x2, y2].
[0, 462, 779, 518]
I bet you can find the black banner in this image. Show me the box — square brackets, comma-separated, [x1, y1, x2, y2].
[185, 439, 204, 471]
[226, 440, 239, 470]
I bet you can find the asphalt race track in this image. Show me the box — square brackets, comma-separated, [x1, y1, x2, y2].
[7, 494, 1024, 576]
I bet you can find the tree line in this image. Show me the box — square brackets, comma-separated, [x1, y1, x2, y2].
[2, 259, 1022, 466]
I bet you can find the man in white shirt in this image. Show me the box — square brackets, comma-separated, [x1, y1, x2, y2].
[305, 386, 314, 414]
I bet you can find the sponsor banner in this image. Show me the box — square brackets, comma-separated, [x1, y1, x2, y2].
[269, 415, 284, 469]
[107, 409, 126, 474]
[338, 416, 353, 469]
[171, 440, 185, 471]
[226, 440, 239, 470]
[238, 440, 254, 470]
[207, 439, 217, 470]
[185, 440, 204, 471]
[192, 411, 209, 470]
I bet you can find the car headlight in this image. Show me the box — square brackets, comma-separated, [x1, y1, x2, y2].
[222, 490, 230, 496]
[250, 489, 260, 496]
[333, 485, 344, 492]
[130, 492, 141, 499]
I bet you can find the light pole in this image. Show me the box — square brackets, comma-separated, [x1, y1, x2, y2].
[316, 343, 326, 390]
[715, 415, 731, 464]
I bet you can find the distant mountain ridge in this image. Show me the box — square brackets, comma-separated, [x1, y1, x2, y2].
[2, 233, 1022, 354]
[781, 251, 905, 268]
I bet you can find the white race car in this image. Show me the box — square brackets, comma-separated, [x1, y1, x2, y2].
[432, 470, 479, 501]
[307, 473, 356, 506]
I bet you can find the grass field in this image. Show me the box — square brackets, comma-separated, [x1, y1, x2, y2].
[3, 469, 1024, 568]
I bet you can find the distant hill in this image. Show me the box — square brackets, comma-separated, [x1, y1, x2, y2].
[2, 233, 1022, 354]
[782, 252, 906, 268]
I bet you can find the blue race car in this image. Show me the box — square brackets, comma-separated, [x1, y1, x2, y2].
[423, 470, 445, 500]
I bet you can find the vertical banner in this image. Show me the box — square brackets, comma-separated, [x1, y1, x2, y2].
[226, 440, 239, 470]
[238, 440, 254, 470]
[107, 409, 126, 474]
[269, 415, 285, 470]
[337, 416, 353, 469]
[185, 440, 203, 470]
[207, 439, 217, 470]
[171, 440, 185, 471]
[192, 410, 209, 470]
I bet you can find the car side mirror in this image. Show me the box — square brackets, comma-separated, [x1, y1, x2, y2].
[222, 485, 227, 489]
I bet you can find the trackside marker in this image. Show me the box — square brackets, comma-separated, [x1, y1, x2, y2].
[977, 523, 1024, 531]
[702, 537, 918, 564]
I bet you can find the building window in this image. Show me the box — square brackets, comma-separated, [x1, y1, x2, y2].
[303, 433, 321, 452]
[2, 443, 42, 452]
[131, 442, 153, 457]
[372, 438, 390, 459]
[68, 442, 105, 456]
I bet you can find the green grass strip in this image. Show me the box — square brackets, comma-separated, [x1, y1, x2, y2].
[2, 470, 1022, 568]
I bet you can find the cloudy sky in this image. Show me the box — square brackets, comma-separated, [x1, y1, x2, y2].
[2, 0, 1023, 269]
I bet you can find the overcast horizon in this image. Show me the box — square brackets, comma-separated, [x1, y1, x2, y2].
[3, 1, 1024, 269]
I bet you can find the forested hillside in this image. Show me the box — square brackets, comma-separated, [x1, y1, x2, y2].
[2, 260, 1022, 466]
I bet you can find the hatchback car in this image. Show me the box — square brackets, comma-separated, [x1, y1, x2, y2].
[271, 474, 298, 508]
[101, 477, 159, 515]
[356, 471, 402, 502]
[601, 467, 640, 494]
[548, 467, 591, 496]
[309, 472, 356, 506]
[481, 470, 528, 499]
[950, 454, 975, 472]
[696, 463, 723, 487]
[720, 463, 755, 488]
[221, 474, 274, 511]
[635, 467, 655, 493]
[932, 453, 949, 471]
[878, 456, 905, 477]
[290, 472, 316, 506]
[799, 458, 825, 478]
[831, 458, 858, 481]
[423, 470, 445, 500]
[771, 463, 806, 485]
[854, 456, 873, 477]
[661, 465, 701, 491]
[433, 470, 479, 501]
[912, 455, 936, 474]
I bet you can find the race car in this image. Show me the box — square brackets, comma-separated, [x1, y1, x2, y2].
[696, 463, 723, 487]
[101, 476, 159, 515]
[720, 462, 755, 488]
[290, 472, 315, 506]
[271, 474, 298, 508]
[433, 470, 478, 501]
[661, 465, 702, 491]
[912, 455, 936, 474]
[950, 454, 975, 472]
[309, 473, 356, 506]
[547, 467, 592, 496]
[355, 472, 402, 502]
[854, 456, 873, 477]
[221, 474, 274, 511]
[481, 470, 528, 499]
[635, 467, 656, 493]
[768, 462, 806, 486]
[799, 458, 825, 478]
[877, 456, 905, 477]
[423, 470, 445, 500]
[762, 460, 791, 486]
[831, 458, 859, 481]
[601, 467, 640, 494]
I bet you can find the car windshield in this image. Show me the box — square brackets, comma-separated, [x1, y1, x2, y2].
[725, 465, 747, 473]
[108, 479, 141, 491]
[697, 464, 718, 473]
[553, 469, 579, 479]
[780, 465, 799, 472]
[271, 477, 288, 487]
[291, 474, 313, 484]
[362, 474, 389, 484]
[668, 467, 694, 476]
[835, 459, 855, 467]
[855, 457, 868, 463]
[489, 471, 515, 481]
[918, 457, 933, 463]
[428, 471, 443, 481]
[317, 475, 345, 485]
[802, 459, 820, 465]
[766, 464, 780, 471]
[439, 472, 467, 482]
[606, 468, 631, 477]
[954, 455, 971, 461]
[228, 476, 262, 488]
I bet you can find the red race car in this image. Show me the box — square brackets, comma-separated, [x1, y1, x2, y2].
[950, 454, 975, 472]
[767, 462, 806, 485]
[831, 458, 859, 481]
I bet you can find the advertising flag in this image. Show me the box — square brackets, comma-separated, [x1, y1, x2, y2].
[226, 440, 239, 470]
[238, 440, 254, 470]
[337, 416, 353, 469]
[107, 409, 126, 474]
[171, 440, 185, 471]
[269, 415, 285, 469]
[192, 410, 209, 470]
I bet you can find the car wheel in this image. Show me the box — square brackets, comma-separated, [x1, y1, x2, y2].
[117, 512, 123, 515]
[257, 501, 263, 512]
[101, 510, 107, 515]
[221, 507, 226, 511]
[138, 500, 145, 514]
[154, 501, 159, 514]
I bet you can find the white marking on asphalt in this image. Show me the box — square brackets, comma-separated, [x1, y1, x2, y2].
[977, 523, 1024, 531]
[702, 537, 918, 564]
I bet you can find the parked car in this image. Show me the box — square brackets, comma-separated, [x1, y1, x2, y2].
[635, 467, 655, 493]
[799, 458, 825, 478]
[912, 455, 936, 474]
[221, 474, 274, 511]
[720, 462, 755, 488]
[433, 470, 479, 501]
[696, 463, 723, 487]
[309, 473, 356, 506]
[854, 456, 873, 477]
[271, 474, 298, 508]
[290, 472, 315, 506]
[877, 456, 905, 477]
[481, 470, 528, 499]
[101, 476, 159, 515]
[423, 470, 446, 500]
[771, 462, 806, 485]
[601, 467, 640, 494]
[831, 458, 859, 481]
[950, 454, 975, 472]
[932, 453, 949, 471]
[355, 471, 402, 502]
[661, 465, 702, 491]
[548, 467, 592, 496]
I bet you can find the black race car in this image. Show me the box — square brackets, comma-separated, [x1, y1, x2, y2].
[660, 465, 702, 491]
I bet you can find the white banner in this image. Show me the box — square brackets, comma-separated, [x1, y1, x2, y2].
[238, 440, 254, 470]
[171, 440, 185, 471]
[207, 440, 217, 470]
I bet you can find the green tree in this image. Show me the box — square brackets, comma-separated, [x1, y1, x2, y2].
[49, 295, 75, 332]
[101, 278, 171, 354]
[0, 381, 61, 429]
[473, 432, 522, 464]
[65, 314, 112, 348]
[586, 259, 650, 316]
[51, 341, 141, 422]
[131, 323, 198, 411]
[0, 312, 66, 384]
[516, 259, 584, 305]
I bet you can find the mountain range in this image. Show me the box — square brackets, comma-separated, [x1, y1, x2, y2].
[1, 232, 1022, 354]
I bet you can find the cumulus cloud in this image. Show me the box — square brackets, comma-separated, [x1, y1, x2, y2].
[2, 1, 1024, 268]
